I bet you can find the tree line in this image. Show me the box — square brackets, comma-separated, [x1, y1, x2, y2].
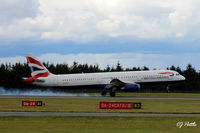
[0, 62, 200, 92]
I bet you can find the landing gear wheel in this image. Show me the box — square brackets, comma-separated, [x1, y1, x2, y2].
[101, 91, 107, 97]
[166, 85, 170, 93]
[110, 92, 116, 97]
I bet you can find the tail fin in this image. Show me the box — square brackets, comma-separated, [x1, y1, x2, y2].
[26, 53, 51, 78]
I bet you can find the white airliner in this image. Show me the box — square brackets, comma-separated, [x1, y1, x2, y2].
[24, 53, 185, 97]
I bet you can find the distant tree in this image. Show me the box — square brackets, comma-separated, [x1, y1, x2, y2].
[70, 61, 78, 73]
[105, 65, 111, 72]
[142, 66, 149, 71]
[170, 65, 176, 70]
[116, 61, 123, 71]
[110, 66, 115, 72]
[183, 64, 198, 91]
[125, 68, 132, 71]
[176, 66, 182, 74]
[132, 67, 141, 71]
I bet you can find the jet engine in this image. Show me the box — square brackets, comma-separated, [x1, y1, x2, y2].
[121, 83, 140, 92]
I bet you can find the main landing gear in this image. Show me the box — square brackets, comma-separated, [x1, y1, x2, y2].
[101, 91, 116, 97]
[101, 87, 117, 97]
[110, 91, 116, 97]
[101, 91, 107, 97]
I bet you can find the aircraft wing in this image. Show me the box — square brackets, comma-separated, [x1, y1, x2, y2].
[104, 78, 139, 91]
[105, 78, 126, 90]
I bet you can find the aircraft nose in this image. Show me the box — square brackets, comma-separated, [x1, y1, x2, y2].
[181, 75, 186, 81]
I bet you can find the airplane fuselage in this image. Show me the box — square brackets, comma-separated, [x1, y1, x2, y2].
[34, 70, 185, 88]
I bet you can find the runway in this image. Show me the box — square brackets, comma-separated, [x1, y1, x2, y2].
[0, 112, 200, 116]
[0, 95, 200, 100]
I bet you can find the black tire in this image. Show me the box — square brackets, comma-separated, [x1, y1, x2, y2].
[110, 92, 116, 97]
[166, 85, 170, 93]
[101, 91, 107, 97]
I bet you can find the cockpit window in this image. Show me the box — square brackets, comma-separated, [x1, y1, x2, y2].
[176, 73, 180, 76]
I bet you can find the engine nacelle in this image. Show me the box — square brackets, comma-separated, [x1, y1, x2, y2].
[121, 83, 140, 92]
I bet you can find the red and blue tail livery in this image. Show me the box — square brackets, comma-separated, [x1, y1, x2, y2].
[24, 54, 51, 83]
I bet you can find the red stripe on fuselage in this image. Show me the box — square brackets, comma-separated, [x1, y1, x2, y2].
[159, 72, 173, 74]
[24, 72, 49, 83]
[33, 72, 49, 79]
[27, 57, 43, 67]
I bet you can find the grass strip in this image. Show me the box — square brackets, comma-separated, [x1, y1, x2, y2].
[0, 116, 200, 133]
[0, 98, 200, 114]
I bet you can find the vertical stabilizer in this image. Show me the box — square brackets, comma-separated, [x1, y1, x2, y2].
[26, 53, 51, 78]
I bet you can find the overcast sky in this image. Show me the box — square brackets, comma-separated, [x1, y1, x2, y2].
[0, 0, 200, 70]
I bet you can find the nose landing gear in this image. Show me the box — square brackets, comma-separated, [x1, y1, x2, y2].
[166, 85, 170, 93]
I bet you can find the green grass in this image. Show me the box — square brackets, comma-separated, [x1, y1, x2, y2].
[0, 116, 200, 133]
[0, 98, 200, 113]
[1, 94, 200, 133]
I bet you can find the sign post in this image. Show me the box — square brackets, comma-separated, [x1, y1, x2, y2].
[22, 101, 44, 106]
[99, 102, 141, 109]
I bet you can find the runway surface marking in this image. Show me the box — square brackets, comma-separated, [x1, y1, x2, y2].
[0, 95, 200, 100]
[0, 112, 200, 116]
